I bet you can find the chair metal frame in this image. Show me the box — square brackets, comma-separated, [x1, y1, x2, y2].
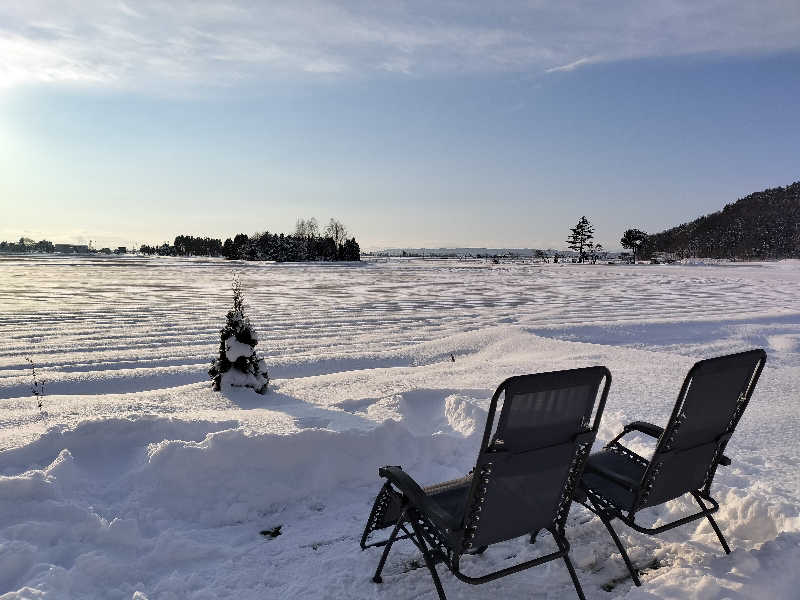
[361, 367, 612, 600]
[578, 349, 766, 586]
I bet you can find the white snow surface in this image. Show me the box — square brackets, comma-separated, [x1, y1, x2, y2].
[0, 255, 798, 599]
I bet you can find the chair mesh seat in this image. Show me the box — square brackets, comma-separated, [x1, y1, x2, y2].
[582, 449, 646, 511]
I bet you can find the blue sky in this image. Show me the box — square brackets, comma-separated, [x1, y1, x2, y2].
[1, 2, 799, 250]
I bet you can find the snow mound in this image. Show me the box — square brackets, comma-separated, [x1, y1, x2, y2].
[361, 390, 486, 437]
[0, 417, 240, 477]
[619, 532, 800, 599]
[0, 414, 481, 599]
[138, 417, 478, 524]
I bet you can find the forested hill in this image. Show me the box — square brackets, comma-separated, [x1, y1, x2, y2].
[646, 181, 800, 259]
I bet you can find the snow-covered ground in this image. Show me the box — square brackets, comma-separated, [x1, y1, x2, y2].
[0, 255, 798, 599]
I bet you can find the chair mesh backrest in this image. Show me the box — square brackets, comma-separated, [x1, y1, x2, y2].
[460, 367, 610, 551]
[637, 349, 766, 509]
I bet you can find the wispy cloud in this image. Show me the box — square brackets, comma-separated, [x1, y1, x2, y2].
[1, 1, 799, 91]
[545, 57, 600, 73]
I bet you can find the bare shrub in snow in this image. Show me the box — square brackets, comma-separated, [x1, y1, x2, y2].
[24, 355, 45, 413]
[208, 274, 269, 394]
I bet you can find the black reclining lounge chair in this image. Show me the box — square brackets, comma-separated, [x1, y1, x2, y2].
[578, 349, 766, 586]
[360, 366, 611, 600]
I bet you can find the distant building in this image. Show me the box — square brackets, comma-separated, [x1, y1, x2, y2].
[651, 252, 677, 264]
[115, 247, 127, 254]
[54, 244, 90, 254]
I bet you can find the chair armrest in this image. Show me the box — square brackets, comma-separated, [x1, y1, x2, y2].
[623, 421, 664, 438]
[583, 462, 641, 492]
[378, 466, 460, 531]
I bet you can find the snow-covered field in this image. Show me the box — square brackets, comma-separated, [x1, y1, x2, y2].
[1, 255, 799, 599]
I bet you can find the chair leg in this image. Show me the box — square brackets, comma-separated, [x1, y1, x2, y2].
[554, 534, 587, 600]
[409, 519, 448, 600]
[372, 511, 406, 583]
[590, 501, 641, 587]
[692, 492, 731, 554]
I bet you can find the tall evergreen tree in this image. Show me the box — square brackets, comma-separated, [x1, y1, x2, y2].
[209, 275, 269, 394]
[566, 216, 595, 262]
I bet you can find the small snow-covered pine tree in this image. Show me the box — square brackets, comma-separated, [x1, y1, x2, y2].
[209, 274, 269, 393]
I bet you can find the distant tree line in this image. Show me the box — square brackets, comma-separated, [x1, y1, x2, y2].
[0, 238, 54, 253]
[629, 181, 800, 260]
[139, 218, 360, 262]
[140, 236, 225, 257]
